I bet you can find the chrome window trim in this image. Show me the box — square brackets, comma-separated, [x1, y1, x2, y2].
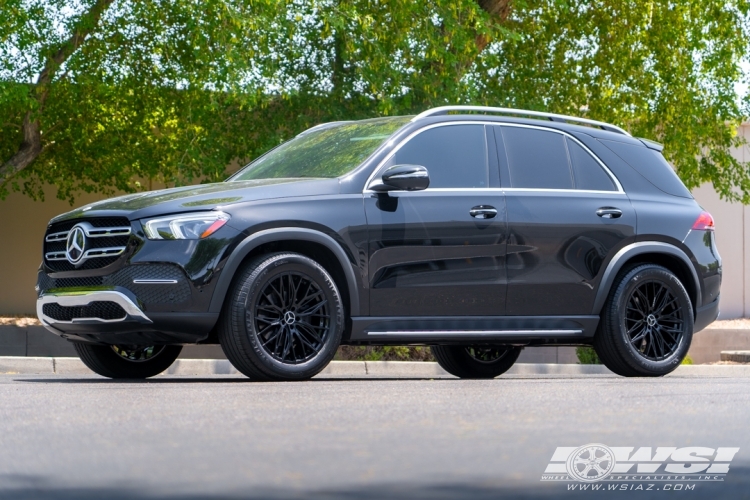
[363, 121, 625, 194]
[383, 188, 627, 196]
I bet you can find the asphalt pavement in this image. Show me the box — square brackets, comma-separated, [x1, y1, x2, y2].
[1, 373, 749, 499]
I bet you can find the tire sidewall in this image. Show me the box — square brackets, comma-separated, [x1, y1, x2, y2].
[237, 254, 344, 378]
[613, 266, 694, 374]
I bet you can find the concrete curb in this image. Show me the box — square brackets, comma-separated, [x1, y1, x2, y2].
[1, 357, 750, 377]
[721, 351, 750, 363]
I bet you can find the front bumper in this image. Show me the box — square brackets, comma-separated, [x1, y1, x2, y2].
[37, 288, 217, 344]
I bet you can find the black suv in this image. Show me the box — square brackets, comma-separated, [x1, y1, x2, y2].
[36, 106, 721, 380]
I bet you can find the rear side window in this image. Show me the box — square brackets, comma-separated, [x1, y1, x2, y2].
[392, 124, 488, 188]
[566, 138, 616, 191]
[500, 127, 573, 189]
[600, 140, 692, 198]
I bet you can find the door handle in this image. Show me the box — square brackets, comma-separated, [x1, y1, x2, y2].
[596, 207, 622, 219]
[470, 206, 497, 219]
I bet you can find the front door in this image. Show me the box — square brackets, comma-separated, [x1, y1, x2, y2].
[365, 123, 508, 317]
[493, 124, 637, 316]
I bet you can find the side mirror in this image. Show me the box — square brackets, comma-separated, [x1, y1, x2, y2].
[374, 164, 430, 192]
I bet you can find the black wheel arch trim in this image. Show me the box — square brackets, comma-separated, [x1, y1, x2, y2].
[592, 241, 702, 315]
[208, 227, 360, 315]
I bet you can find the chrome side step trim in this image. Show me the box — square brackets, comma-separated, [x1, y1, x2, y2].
[366, 329, 583, 337]
[37, 290, 152, 326]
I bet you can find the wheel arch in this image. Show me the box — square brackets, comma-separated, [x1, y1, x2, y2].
[208, 228, 360, 316]
[592, 242, 701, 317]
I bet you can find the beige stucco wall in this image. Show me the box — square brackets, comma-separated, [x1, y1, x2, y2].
[691, 123, 750, 318]
[0, 189, 115, 314]
[2, 125, 749, 317]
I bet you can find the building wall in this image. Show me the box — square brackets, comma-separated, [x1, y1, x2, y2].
[1, 125, 749, 317]
[691, 123, 750, 318]
[0, 189, 113, 315]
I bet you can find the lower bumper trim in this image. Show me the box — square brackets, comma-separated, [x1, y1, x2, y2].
[37, 290, 152, 328]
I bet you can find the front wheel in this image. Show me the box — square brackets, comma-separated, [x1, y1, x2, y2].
[594, 264, 694, 377]
[73, 343, 182, 379]
[218, 252, 344, 381]
[431, 345, 522, 379]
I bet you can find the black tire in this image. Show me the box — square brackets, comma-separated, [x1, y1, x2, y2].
[431, 345, 522, 379]
[594, 264, 694, 377]
[73, 343, 182, 379]
[218, 252, 344, 381]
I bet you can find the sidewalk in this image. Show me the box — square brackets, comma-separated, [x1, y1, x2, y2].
[2, 357, 750, 378]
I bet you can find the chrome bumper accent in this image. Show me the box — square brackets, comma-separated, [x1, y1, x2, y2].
[36, 290, 152, 327]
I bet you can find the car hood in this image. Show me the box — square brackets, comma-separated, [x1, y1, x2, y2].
[51, 178, 341, 223]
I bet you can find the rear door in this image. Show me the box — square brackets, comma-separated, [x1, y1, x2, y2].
[494, 125, 636, 316]
[365, 123, 508, 317]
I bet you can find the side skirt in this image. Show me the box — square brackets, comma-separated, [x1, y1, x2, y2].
[346, 315, 599, 345]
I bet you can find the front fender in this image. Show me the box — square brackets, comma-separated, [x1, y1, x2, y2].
[207, 227, 360, 315]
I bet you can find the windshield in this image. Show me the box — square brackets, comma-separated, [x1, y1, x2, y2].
[230, 116, 410, 181]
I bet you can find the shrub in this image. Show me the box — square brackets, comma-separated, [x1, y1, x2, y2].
[335, 346, 435, 362]
[576, 346, 601, 364]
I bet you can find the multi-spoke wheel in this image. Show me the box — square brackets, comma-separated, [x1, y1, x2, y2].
[431, 345, 522, 379]
[594, 264, 693, 377]
[73, 343, 182, 379]
[218, 252, 344, 381]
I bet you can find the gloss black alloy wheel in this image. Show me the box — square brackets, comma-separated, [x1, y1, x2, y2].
[254, 272, 331, 364]
[465, 346, 509, 363]
[219, 252, 344, 381]
[625, 281, 684, 361]
[111, 345, 166, 362]
[431, 345, 522, 379]
[594, 264, 693, 377]
[73, 343, 182, 379]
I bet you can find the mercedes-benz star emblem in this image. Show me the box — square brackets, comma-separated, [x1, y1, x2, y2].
[65, 225, 87, 265]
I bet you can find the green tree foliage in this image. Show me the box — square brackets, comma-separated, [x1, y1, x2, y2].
[0, 0, 748, 203]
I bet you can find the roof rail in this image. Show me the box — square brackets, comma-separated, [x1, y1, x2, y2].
[412, 106, 631, 136]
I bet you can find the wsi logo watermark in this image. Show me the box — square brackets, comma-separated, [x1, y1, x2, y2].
[541, 444, 739, 484]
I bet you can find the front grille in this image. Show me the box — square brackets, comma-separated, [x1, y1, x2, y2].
[42, 301, 127, 321]
[43, 217, 131, 272]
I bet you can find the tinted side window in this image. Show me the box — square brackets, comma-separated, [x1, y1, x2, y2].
[600, 140, 692, 198]
[393, 124, 488, 188]
[566, 138, 616, 191]
[500, 127, 573, 189]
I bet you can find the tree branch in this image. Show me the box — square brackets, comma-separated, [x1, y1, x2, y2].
[475, 0, 513, 51]
[0, 0, 114, 187]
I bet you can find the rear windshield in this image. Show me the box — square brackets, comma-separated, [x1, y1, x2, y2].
[599, 139, 692, 198]
[230, 117, 410, 181]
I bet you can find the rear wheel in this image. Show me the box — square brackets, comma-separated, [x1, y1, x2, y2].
[431, 345, 522, 379]
[218, 252, 344, 381]
[73, 343, 182, 379]
[594, 264, 693, 377]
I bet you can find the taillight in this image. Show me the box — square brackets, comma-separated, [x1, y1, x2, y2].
[692, 211, 715, 231]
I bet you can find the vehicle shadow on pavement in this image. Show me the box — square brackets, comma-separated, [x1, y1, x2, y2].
[15, 377, 465, 383]
[0, 474, 748, 500]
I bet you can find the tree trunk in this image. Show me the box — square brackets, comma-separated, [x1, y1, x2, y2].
[0, 0, 114, 189]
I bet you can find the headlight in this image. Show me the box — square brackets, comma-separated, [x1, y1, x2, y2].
[142, 212, 230, 240]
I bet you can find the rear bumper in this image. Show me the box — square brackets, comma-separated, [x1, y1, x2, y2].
[694, 295, 720, 333]
[37, 288, 217, 344]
